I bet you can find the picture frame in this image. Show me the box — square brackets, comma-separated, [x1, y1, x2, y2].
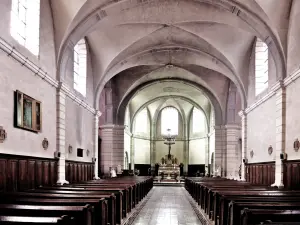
[14, 90, 42, 132]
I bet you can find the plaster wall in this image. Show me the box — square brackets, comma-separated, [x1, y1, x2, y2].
[65, 98, 94, 162]
[246, 96, 276, 163]
[133, 138, 150, 164]
[0, 0, 57, 158]
[285, 77, 300, 160]
[189, 138, 206, 164]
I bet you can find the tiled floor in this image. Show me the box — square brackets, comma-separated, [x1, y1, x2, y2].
[131, 187, 202, 225]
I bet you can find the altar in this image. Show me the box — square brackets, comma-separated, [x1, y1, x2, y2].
[158, 154, 180, 180]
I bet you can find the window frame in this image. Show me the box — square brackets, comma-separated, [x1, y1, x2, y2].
[73, 39, 87, 97]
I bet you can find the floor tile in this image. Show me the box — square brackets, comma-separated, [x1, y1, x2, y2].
[131, 187, 202, 225]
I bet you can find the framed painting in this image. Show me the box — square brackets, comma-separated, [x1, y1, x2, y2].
[14, 90, 42, 132]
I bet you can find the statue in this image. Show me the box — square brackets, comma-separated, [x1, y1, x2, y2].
[161, 157, 165, 164]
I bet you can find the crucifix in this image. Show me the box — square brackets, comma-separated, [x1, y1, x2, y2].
[163, 128, 176, 159]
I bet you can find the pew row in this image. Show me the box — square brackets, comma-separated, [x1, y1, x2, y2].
[185, 177, 300, 225]
[0, 176, 153, 225]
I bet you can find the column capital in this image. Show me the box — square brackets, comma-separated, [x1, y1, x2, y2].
[225, 124, 241, 130]
[238, 110, 246, 117]
[95, 110, 102, 117]
[100, 124, 125, 130]
[214, 125, 226, 130]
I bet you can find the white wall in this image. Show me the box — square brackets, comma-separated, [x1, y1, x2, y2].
[247, 96, 276, 163]
[134, 138, 150, 164]
[65, 98, 94, 162]
[189, 139, 206, 164]
[285, 78, 300, 160]
[0, 0, 57, 158]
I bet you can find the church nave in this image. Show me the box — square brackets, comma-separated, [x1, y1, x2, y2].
[131, 187, 201, 225]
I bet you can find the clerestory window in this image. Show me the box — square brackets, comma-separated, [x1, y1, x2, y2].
[255, 38, 269, 96]
[10, 0, 40, 56]
[74, 39, 87, 96]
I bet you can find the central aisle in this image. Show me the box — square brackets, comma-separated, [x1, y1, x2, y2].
[131, 187, 202, 225]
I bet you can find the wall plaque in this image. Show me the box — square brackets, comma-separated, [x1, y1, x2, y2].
[294, 139, 300, 151]
[42, 138, 49, 150]
[268, 145, 273, 155]
[0, 126, 7, 143]
[250, 150, 254, 158]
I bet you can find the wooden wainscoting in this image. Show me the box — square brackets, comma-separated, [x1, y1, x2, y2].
[0, 153, 58, 192]
[65, 160, 94, 184]
[245, 161, 275, 185]
[283, 160, 300, 189]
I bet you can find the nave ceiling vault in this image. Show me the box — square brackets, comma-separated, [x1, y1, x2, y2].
[50, 0, 290, 125]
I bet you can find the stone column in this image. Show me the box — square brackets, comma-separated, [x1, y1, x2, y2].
[272, 82, 286, 188]
[184, 140, 189, 174]
[239, 110, 247, 181]
[56, 82, 69, 185]
[205, 135, 209, 175]
[93, 111, 101, 179]
[130, 135, 135, 171]
[214, 126, 226, 177]
[150, 140, 156, 167]
[100, 125, 125, 174]
[225, 124, 241, 180]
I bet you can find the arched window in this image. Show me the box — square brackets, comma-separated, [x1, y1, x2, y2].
[124, 107, 130, 128]
[74, 39, 87, 96]
[255, 38, 268, 95]
[161, 107, 178, 135]
[192, 107, 206, 134]
[10, 0, 40, 55]
[135, 108, 148, 133]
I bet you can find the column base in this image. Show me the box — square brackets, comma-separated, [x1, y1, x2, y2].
[93, 176, 101, 180]
[56, 180, 69, 185]
[271, 182, 284, 189]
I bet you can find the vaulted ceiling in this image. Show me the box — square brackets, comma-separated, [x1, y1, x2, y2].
[50, 0, 295, 125]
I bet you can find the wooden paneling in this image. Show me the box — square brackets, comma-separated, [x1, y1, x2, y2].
[0, 153, 57, 192]
[65, 160, 94, 184]
[245, 161, 275, 186]
[283, 160, 300, 189]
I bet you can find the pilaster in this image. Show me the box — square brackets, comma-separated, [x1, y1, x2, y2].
[225, 124, 241, 180]
[93, 111, 101, 179]
[214, 125, 226, 177]
[239, 110, 247, 181]
[130, 135, 135, 170]
[56, 82, 69, 185]
[272, 83, 286, 188]
[205, 135, 209, 175]
[100, 124, 125, 174]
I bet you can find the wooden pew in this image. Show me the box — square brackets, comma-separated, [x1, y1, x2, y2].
[0, 193, 114, 225]
[0, 197, 107, 225]
[0, 204, 92, 225]
[0, 215, 75, 225]
[229, 201, 300, 225]
[29, 189, 123, 225]
[240, 209, 300, 225]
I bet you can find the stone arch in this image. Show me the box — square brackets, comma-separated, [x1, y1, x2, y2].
[116, 78, 224, 127]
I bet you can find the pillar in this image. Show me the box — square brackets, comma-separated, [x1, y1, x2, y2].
[130, 135, 135, 171]
[184, 140, 189, 174]
[239, 110, 247, 181]
[272, 82, 286, 188]
[56, 82, 69, 185]
[100, 125, 125, 174]
[93, 111, 101, 179]
[214, 126, 226, 177]
[225, 124, 241, 180]
[205, 135, 209, 175]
